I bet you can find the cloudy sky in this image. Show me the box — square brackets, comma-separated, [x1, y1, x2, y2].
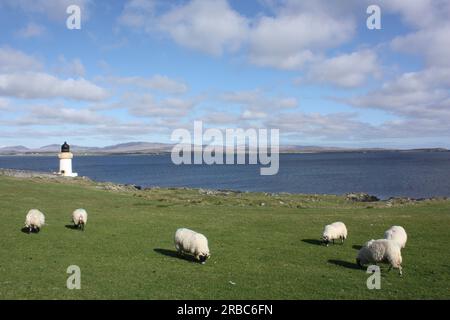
[0, 0, 449, 148]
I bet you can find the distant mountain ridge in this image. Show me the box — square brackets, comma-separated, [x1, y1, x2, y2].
[0, 142, 174, 155]
[0, 142, 448, 155]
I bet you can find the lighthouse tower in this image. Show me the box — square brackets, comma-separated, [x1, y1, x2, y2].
[58, 142, 78, 177]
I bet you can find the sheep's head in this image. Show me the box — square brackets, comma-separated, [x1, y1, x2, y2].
[199, 253, 210, 264]
[322, 235, 329, 245]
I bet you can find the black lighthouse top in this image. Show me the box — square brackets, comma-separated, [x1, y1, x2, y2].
[61, 142, 70, 153]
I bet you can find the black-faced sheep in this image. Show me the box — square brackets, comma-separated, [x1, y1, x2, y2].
[174, 228, 210, 264]
[25, 209, 45, 233]
[322, 221, 347, 246]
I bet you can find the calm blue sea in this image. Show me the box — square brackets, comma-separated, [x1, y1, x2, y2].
[1, 152, 450, 199]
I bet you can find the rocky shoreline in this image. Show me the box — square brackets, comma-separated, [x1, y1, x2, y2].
[0, 168, 447, 203]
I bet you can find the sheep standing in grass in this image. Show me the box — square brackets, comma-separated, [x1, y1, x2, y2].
[356, 239, 403, 275]
[72, 208, 88, 231]
[25, 209, 45, 233]
[322, 221, 347, 246]
[174, 228, 210, 264]
[384, 225, 407, 249]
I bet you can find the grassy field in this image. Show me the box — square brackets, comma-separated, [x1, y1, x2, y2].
[0, 175, 449, 300]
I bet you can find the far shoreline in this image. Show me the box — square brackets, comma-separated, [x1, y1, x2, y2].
[1, 168, 448, 202]
[0, 148, 449, 157]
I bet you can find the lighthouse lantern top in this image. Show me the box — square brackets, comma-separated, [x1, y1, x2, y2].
[61, 142, 70, 153]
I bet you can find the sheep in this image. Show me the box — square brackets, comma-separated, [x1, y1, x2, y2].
[384, 225, 407, 249]
[356, 239, 403, 275]
[72, 208, 88, 231]
[24, 209, 45, 233]
[174, 228, 210, 264]
[322, 221, 347, 246]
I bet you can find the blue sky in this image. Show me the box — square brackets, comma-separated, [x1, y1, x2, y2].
[0, 0, 449, 148]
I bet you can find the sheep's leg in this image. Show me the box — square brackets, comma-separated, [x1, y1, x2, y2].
[397, 265, 403, 276]
[332, 239, 335, 245]
[28, 226, 32, 233]
[341, 237, 344, 244]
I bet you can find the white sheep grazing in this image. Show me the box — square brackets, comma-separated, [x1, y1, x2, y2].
[72, 208, 88, 230]
[24, 209, 45, 233]
[174, 228, 210, 264]
[322, 221, 348, 246]
[384, 225, 407, 249]
[356, 239, 403, 275]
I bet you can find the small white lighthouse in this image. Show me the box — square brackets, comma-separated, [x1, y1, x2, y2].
[58, 142, 78, 177]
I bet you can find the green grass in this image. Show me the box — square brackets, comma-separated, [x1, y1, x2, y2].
[0, 175, 449, 299]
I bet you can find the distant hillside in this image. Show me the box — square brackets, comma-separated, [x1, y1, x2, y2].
[100, 142, 173, 153]
[0, 142, 448, 155]
[0, 142, 173, 155]
[0, 146, 30, 153]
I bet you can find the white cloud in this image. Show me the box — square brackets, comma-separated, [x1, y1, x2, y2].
[379, 0, 448, 29]
[118, 0, 158, 28]
[381, 0, 450, 68]
[0, 0, 91, 21]
[158, 0, 248, 56]
[241, 109, 267, 120]
[0, 47, 42, 73]
[221, 89, 299, 112]
[16, 22, 46, 38]
[124, 93, 196, 118]
[266, 111, 379, 140]
[391, 23, 450, 68]
[266, 110, 450, 143]
[0, 48, 105, 101]
[15, 105, 112, 126]
[304, 50, 380, 88]
[218, 89, 299, 122]
[202, 111, 240, 125]
[1, 101, 159, 140]
[118, 0, 357, 69]
[346, 67, 450, 119]
[104, 75, 188, 94]
[119, 0, 249, 56]
[0, 98, 10, 110]
[249, 12, 354, 70]
[0, 72, 108, 101]
[56, 56, 86, 77]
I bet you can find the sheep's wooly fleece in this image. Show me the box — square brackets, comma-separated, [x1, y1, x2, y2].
[25, 209, 45, 230]
[174, 228, 210, 263]
[357, 239, 403, 275]
[384, 225, 407, 249]
[322, 221, 347, 243]
[72, 208, 88, 225]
